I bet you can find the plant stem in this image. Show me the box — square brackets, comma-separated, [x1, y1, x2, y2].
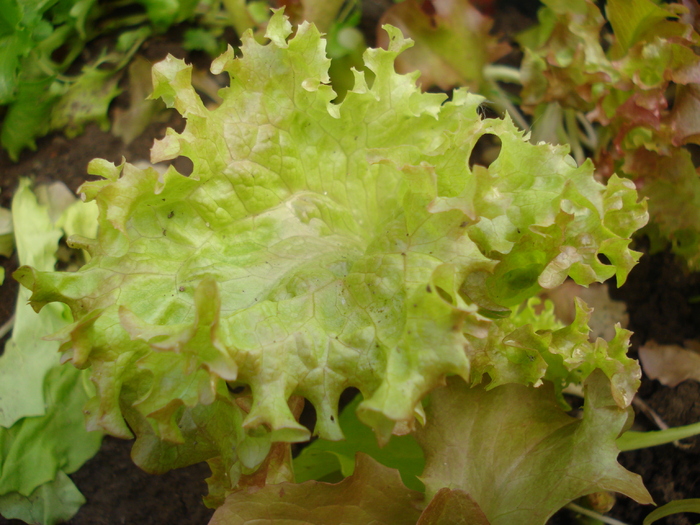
[485, 81, 530, 131]
[566, 502, 629, 525]
[0, 314, 14, 340]
[617, 421, 700, 451]
[483, 64, 522, 85]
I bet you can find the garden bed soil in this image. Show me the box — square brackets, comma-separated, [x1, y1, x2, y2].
[1, 2, 700, 524]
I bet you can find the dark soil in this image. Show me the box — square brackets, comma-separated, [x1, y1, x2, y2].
[1, 2, 700, 525]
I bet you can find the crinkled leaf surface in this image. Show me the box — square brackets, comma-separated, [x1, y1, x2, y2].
[415, 372, 652, 525]
[15, 11, 646, 491]
[209, 453, 423, 525]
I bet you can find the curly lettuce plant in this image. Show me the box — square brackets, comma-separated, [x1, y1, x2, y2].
[15, 10, 652, 522]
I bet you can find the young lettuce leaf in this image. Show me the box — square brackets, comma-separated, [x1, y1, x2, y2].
[0, 180, 101, 524]
[15, 9, 647, 502]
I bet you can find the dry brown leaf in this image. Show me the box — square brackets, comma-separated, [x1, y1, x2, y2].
[543, 281, 628, 341]
[639, 340, 700, 387]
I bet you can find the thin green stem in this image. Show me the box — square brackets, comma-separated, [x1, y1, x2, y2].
[576, 111, 598, 150]
[483, 64, 522, 85]
[0, 314, 14, 340]
[485, 81, 530, 131]
[565, 502, 630, 525]
[617, 421, 700, 451]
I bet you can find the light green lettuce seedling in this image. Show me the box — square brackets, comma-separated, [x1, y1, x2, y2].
[15, 10, 650, 517]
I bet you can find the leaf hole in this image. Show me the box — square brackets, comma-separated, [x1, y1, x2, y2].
[298, 398, 317, 435]
[469, 133, 502, 169]
[173, 156, 194, 176]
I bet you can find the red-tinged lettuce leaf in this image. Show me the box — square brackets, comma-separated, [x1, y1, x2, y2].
[209, 453, 423, 525]
[518, 0, 615, 113]
[14, 10, 646, 494]
[623, 148, 700, 270]
[670, 83, 700, 146]
[377, 0, 510, 91]
[415, 372, 653, 525]
[416, 488, 490, 525]
[520, 0, 700, 153]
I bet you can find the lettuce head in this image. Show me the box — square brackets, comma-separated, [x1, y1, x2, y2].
[14, 9, 648, 501]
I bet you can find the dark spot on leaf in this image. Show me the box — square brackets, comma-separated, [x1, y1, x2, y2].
[426, 285, 432, 293]
[168, 211, 174, 219]
[162, 229, 167, 236]
[460, 221, 468, 228]
[330, 415, 335, 422]
[178, 286, 185, 292]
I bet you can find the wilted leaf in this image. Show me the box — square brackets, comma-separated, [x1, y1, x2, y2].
[542, 281, 628, 341]
[639, 340, 700, 387]
[209, 453, 423, 525]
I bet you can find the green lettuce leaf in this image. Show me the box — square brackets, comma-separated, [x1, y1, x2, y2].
[415, 372, 653, 524]
[0, 180, 101, 524]
[0, 180, 73, 427]
[293, 392, 425, 491]
[0, 472, 87, 525]
[15, 10, 646, 497]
